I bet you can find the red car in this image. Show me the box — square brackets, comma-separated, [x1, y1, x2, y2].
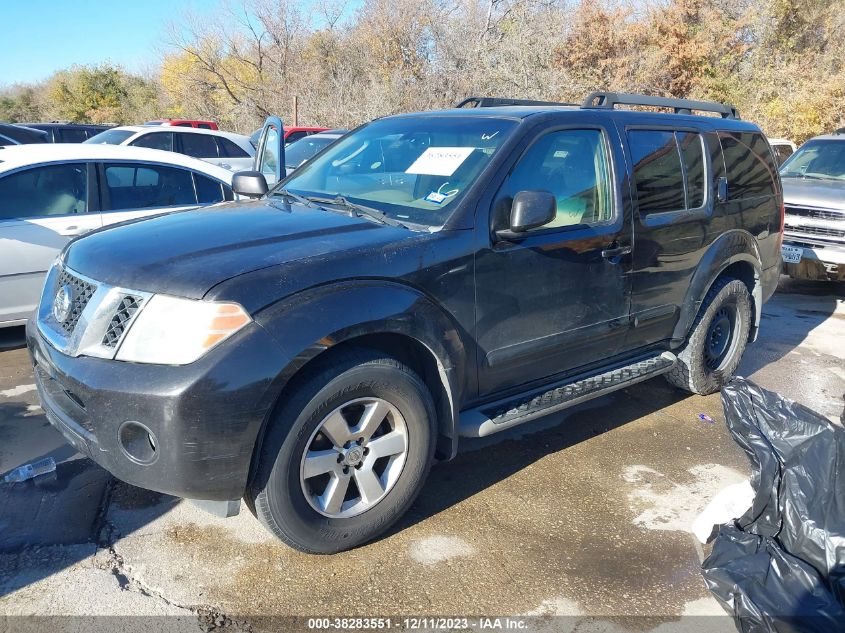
[144, 119, 219, 130]
[249, 125, 329, 147]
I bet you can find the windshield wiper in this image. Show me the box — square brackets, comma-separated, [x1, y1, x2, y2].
[274, 188, 318, 208]
[311, 195, 412, 230]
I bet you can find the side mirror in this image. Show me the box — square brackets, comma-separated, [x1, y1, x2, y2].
[497, 190, 556, 240]
[232, 171, 269, 198]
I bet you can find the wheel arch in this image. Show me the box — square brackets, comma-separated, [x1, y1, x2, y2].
[672, 231, 763, 346]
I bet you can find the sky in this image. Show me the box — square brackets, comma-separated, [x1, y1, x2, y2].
[0, 0, 223, 88]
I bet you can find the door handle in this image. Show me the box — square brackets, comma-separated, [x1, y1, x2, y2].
[601, 244, 632, 260]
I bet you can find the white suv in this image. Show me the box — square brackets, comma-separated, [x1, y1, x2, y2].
[85, 126, 255, 172]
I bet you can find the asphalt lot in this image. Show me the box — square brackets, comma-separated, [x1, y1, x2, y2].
[0, 276, 843, 631]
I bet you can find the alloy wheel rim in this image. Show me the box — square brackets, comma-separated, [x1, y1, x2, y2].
[300, 397, 408, 518]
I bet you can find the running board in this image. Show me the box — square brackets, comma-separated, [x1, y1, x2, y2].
[459, 352, 677, 437]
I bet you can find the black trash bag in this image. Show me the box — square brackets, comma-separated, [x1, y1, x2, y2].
[701, 378, 845, 633]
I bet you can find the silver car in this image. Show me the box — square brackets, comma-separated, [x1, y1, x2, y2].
[0, 143, 237, 328]
[779, 132, 845, 281]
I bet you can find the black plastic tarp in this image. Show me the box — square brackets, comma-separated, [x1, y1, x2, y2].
[702, 378, 845, 633]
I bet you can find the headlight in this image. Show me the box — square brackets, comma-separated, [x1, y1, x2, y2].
[115, 295, 251, 365]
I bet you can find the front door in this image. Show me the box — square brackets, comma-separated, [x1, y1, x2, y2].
[475, 125, 632, 397]
[0, 162, 101, 325]
[253, 116, 285, 187]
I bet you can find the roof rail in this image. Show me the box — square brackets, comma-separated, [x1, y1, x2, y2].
[455, 96, 576, 108]
[582, 92, 740, 120]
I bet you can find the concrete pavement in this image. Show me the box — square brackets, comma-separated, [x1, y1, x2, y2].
[0, 277, 842, 631]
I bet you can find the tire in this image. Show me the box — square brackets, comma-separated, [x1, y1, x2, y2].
[247, 348, 437, 554]
[665, 277, 752, 395]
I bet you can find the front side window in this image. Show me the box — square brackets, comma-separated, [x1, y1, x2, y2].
[284, 136, 335, 169]
[282, 116, 517, 227]
[103, 163, 195, 210]
[84, 129, 134, 145]
[131, 132, 174, 152]
[0, 163, 87, 220]
[178, 133, 218, 158]
[629, 129, 706, 213]
[494, 129, 613, 230]
[780, 139, 845, 182]
[720, 132, 778, 198]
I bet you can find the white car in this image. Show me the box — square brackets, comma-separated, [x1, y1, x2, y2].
[0, 143, 238, 328]
[768, 137, 797, 166]
[85, 126, 255, 172]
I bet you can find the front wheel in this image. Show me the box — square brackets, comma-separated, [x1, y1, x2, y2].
[665, 277, 752, 395]
[248, 349, 436, 553]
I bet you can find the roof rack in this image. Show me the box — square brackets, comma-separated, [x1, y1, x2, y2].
[582, 92, 740, 120]
[455, 96, 577, 108]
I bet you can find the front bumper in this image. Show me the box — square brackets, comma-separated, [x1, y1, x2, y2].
[27, 318, 283, 501]
[782, 239, 845, 266]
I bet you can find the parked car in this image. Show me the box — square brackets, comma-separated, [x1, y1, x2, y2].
[249, 125, 329, 148]
[0, 122, 48, 146]
[283, 129, 347, 174]
[85, 126, 254, 171]
[144, 119, 219, 130]
[28, 93, 782, 554]
[768, 137, 797, 166]
[778, 131, 845, 281]
[0, 144, 237, 328]
[24, 122, 113, 143]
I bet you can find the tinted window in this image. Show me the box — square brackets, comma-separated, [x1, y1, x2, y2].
[178, 133, 219, 158]
[678, 132, 705, 208]
[629, 130, 686, 213]
[285, 131, 307, 146]
[198, 123, 212, 129]
[194, 173, 225, 203]
[772, 144, 794, 166]
[216, 137, 249, 158]
[103, 163, 196, 210]
[0, 163, 88, 219]
[131, 132, 174, 152]
[495, 129, 613, 230]
[0, 134, 15, 146]
[720, 132, 777, 199]
[175, 123, 193, 127]
[84, 129, 134, 145]
[56, 128, 87, 143]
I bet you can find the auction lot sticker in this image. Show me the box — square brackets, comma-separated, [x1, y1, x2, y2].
[406, 147, 474, 176]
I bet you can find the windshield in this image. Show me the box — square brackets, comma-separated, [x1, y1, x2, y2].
[780, 140, 845, 181]
[84, 129, 134, 145]
[279, 116, 517, 227]
[285, 136, 337, 168]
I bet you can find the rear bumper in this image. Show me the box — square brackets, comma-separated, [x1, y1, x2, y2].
[27, 318, 283, 501]
[782, 239, 845, 266]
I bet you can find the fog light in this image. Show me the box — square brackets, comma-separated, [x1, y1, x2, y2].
[118, 421, 158, 465]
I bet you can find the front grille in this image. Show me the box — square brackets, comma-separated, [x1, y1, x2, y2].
[102, 295, 142, 347]
[784, 224, 845, 239]
[785, 205, 845, 221]
[55, 268, 97, 334]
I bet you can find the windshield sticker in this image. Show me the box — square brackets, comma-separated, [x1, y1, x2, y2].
[425, 191, 447, 204]
[406, 147, 474, 177]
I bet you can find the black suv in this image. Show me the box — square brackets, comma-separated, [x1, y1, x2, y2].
[27, 93, 783, 553]
[24, 122, 113, 143]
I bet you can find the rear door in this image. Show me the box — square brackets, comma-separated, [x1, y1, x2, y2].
[253, 116, 284, 187]
[0, 162, 101, 324]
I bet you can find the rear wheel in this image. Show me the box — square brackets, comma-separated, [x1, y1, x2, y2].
[248, 349, 436, 553]
[665, 277, 752, 395]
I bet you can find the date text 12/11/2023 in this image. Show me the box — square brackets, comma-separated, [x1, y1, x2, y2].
[306, 617, 530, 630]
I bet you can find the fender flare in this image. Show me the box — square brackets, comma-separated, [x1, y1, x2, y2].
[672, 230, 763, 345]
[252, 279, 467, 461]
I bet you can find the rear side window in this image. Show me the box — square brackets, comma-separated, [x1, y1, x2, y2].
[178, 133, 219, 158]
[103, 163, 196, 210]
[216, 137, 249, 158]
[629, 130, 706, 213]
[198, 123, 212, 129]
[194, 173, 226, 203]
[131, 132, 174, 152]
[720, 132, 777, 199]
[0, 163, 88, 219]
[58, 128, 88, 143]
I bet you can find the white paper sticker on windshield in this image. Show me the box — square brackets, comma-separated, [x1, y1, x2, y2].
[406, 147, 474, 177]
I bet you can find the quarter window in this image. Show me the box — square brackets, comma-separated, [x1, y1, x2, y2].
[216, 137, 250, 158]
[629, 130, 707, 213]
[0, 163, 88, 220]
[495, 129, 613, 230]
[720, 132, 777, 199]
[103, 163, 196, 210]
[178, 133, 219, 158]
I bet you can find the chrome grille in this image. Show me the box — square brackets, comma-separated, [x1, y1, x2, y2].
[785, 205, 845, 221]
[784, 224, 845, 239]
[55, 268, 97, 334]
[102, 295, 142, 348]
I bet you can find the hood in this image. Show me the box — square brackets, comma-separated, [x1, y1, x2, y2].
[64, 199, 411, 299]
[782, 177, 845, 211]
